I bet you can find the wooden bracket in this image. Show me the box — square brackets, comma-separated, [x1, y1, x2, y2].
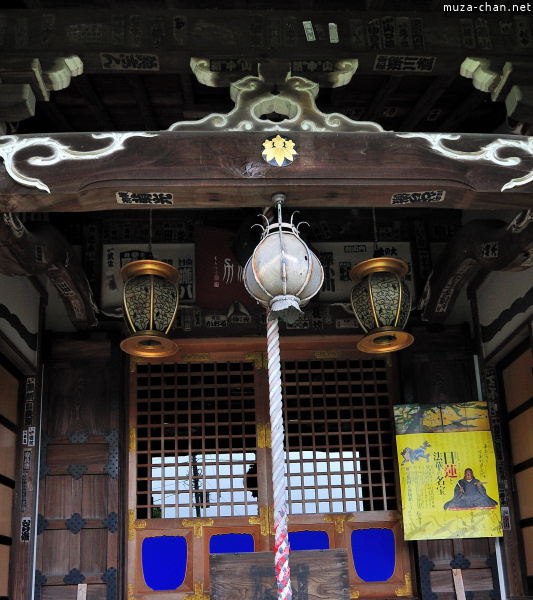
[256, 423, 271, 448]
[182, 517, 214, 538]
[245, 351, 266, 369]
[396, 573, 413, 597]
[184, 581, 210, 600]
[127, 583, 145, 600]
[129, 427, 136, 453]
[323, 512, 354, 533]
[249, 505, 275, 536]
[127, 508, 146, 541]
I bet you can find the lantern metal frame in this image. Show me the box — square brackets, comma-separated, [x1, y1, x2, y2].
[244, 194, 324, 323]
[120, 259, 180, 357]
[349, 256, 414, 354]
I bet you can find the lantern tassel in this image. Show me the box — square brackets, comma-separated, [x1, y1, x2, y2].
[266, 315, 292, 600]
[268, 294, 303, 324]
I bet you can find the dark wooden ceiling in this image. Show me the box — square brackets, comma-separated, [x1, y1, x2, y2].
[2, 1, 519, 137]
[17, 70, 506, 136]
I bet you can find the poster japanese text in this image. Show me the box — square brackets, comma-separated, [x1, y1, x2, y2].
[394, 402, 502, 540]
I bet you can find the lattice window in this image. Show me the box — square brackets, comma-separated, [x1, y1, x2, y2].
[283, 357, 397, 514]
[134, 353, 397, 520]
[135, 361, 258, 519]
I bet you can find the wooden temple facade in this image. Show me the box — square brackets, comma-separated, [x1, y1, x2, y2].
[0, 3, 532, 600]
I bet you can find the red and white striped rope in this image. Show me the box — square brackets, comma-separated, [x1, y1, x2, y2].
[266, 315, 292, 600]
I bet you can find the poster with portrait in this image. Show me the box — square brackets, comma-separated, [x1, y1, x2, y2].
[394, 402, 502, 540]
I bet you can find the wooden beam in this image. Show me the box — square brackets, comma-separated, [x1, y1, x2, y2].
[0, 83, 35, 122]
[420, 215, 533, 324]
[437, 90, 487, 132]
[180, 72, 196, 106]
[0, 57, 48, 101]
[0, 9, 532, 76]
[0, 215, 98, 328]
[1, 130, 533, 212]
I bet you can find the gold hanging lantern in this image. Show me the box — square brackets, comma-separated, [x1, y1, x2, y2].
[349, 257, 413, 354]
[120, 259, 180, 357]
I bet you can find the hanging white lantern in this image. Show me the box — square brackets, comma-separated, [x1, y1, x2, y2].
[350, 257, 413, 354]
[244, 194, 324, 323]
[120, 259, 180, 357]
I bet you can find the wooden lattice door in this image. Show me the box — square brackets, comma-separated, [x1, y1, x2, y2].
[126, 338, 412, 600]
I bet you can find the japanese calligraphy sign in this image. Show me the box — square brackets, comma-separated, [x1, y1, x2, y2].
[101, 243, 195, 312]
[394, 402, 502, 540]
[313, 241, 414, 302]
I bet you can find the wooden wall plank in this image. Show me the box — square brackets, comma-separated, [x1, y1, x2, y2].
[81, 475, 108, 519]
[0, 545, 9, 597]
[80, 529, 108, 574]
[41, 584, 106, 600]
[43, 476, 78, 519]
[47, 444, 109, 468]
[41, 530, 73, 575]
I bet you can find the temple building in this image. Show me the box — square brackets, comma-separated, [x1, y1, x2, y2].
[0, 2, 532, 600]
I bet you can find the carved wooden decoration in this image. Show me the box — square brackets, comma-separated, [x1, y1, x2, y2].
[0, 213, 97, 328]
[419, 210, 533, 323]
[172, 60, 378, 133]
[1, 58, 533, 213]
[461, 57, 533, 126]
[0, 55, 83, 130]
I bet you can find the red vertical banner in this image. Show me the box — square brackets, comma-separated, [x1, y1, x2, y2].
[194, 227, 258, 310]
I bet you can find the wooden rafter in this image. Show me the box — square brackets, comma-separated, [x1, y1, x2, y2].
[361, 75, 403, 121]
[437, 89, 488, 132]
[400, 74, 456, 131]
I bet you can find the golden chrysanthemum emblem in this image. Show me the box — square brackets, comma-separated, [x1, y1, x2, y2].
[262, 135, 298, 167]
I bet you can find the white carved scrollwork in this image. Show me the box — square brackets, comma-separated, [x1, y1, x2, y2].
[0, 132, 155, 192]
[398, 132, 533, 191]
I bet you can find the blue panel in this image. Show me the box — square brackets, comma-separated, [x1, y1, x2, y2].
[209, 533, 255, 554]
[351, 528, 395, 582]
[142, 536, 187, 591]
[289, 530, 330, 551]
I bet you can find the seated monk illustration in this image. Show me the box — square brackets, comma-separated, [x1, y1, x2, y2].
[444, 468, 498, 510]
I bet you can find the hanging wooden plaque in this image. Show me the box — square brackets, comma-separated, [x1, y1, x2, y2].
[210, 549, 350, 600]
